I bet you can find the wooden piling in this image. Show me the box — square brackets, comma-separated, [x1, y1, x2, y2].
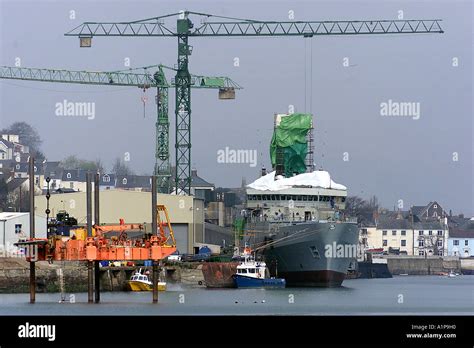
[28, 157, 35, 304]
[94, 172, 100, 303]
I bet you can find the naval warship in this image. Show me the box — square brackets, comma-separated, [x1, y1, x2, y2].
[242, 113, 359, 287]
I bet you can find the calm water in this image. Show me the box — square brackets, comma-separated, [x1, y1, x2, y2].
[1, 276, 473, 315]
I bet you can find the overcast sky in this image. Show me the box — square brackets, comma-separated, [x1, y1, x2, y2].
[0, 0, 472, 215]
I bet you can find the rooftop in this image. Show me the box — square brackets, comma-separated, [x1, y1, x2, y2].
[0, 212, 29, 221]
[191, 169, 214, 188]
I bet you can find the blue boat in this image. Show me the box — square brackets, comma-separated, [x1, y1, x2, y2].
[232, 256, 285, 288]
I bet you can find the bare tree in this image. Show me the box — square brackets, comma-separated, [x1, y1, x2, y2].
[111, 157, 134, 176]
[1, 121, 45, 161]
[418, 234, 445, 256]
[345, 195, 379, 224]
[60, 155, 104, 172]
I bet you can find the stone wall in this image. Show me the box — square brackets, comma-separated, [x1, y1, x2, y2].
[386, 256, 461, 275]
[0, 258, 205, 293]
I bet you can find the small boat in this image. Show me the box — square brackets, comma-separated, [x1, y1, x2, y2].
[448, 270, 458, 278]
[233, 256, 285, 288]
[128, 269, 166, 291]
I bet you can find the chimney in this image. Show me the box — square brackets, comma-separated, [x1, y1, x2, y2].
[396, 210, 402, 220]
[261, 166, 267, 177]
[191, 168, 197, 177]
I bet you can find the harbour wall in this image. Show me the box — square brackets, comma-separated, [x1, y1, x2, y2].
[385, 256, 461, 275]
[0, 258, 204, 293]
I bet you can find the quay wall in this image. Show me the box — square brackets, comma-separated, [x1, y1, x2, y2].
[0, 258, 204, 293]
[385, 256, 461, 275]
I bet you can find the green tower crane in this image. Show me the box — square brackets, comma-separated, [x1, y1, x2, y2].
[0, 64, 241, 193]
[65, 12, 443, 195]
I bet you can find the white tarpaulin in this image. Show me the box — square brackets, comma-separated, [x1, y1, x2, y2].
[247, 170, 346, 191]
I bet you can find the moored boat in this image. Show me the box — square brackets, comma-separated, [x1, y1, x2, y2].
[127, 268, 166, 291]
[233, 255, 285, 288]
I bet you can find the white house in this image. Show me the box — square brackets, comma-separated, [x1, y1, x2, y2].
[0, 212, 47, 256]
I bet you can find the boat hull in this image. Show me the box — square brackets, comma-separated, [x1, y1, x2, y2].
[260, 221, 360, 287]
[233, 275, 285, 288]
[128, 281, 166, 291]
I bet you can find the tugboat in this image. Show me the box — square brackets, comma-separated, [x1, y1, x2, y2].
[233, 254, 285, 288]
[127, 268, 166, 291]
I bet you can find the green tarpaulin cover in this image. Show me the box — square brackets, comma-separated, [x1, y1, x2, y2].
[233, 218, 246, 239]
[270, 113, 312, 177]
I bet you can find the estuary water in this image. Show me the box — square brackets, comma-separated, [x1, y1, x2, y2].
[1, 276, 473, 315]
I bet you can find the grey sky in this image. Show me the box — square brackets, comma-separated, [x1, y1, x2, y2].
[0, 0, 472, 215]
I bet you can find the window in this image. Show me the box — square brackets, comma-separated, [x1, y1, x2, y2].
[392, 230, 397, 236]
[382, 230, 387, 236]
[67, 172, 72, 179]
[122, 178, 127, 185]
[454, 240, 459, 246]
[401, 230, 406, 236]
[437, 230, 443, 236]
[419, 231, 424, 236]
[429, 230, 433, 236]
[69, 182, 74, 189]
[16, 164, 20, 170]
[341, 197, 346, 202]
[252, 195, 256, 201]
[247, 195, 252, 201]
[433, 212, 438, 218]
[401, 240, 406, 247]
[438, 240, 443, 247]
[297, 195, 302, 201]
[302, 195, 308, 201]
[383, 240, 387, 246]
[103, 175, 110, 183]
[419, 240, 424, 247]
[248, 268, 255, 273]
[438, 250, 443, 256]
[419, 250, 425, 256]
[465, 240, 469, 246]
[433, 204, 438, 209]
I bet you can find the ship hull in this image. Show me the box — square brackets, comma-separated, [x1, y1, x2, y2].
[233, 275, 286, 288]
[260, 221, 359, 287]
